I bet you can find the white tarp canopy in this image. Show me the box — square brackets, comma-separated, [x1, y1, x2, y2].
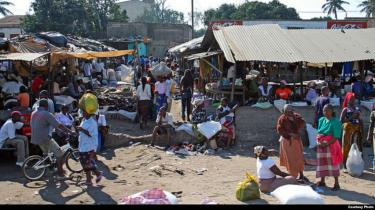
[210, 24, 375, 63]
[0, 52, 49, 62]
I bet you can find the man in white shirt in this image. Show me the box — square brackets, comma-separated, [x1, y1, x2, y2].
[151, 106, 175, 147]
[0, 111, 29, 167]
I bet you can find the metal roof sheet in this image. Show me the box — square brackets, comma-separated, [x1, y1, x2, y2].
[184, 51, 221, 61]
[212, 24, 375, 63]
[0, 52, 49, 62]
[168, 36, 204, 54]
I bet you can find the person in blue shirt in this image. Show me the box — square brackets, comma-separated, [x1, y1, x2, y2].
[77, 110, 102, 186]
[364, 75, 375, 100]
[351, 76, 363, 101]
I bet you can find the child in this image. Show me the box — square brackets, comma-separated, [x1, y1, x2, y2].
[216, 98, 237, 148]
[254, 146, 298, 193]
[78, 110, 102, 186]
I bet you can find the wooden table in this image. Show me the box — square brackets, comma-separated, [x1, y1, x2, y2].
[205, 85, 246, 104]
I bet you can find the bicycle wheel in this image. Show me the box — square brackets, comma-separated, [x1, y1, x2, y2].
[65, 149, 83, 173]
[22, 156, 47, 181]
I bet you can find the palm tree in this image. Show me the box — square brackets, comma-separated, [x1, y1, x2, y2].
[322, 0, 350, 20]
[358, 0, 375, 17]
[0, 0, 13, 16]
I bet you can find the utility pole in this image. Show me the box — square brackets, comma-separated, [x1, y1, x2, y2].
[191, 0, 194, 39]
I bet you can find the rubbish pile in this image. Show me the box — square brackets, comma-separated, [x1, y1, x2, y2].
[96, 87, 137, 113]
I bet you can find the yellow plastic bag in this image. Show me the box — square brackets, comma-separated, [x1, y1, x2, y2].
[236, 172, 260, 201]
[79, 93, 98, 115]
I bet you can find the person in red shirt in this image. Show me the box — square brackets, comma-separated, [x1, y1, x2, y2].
[276, 80, 292, 101]
[31, 75, 44, 95]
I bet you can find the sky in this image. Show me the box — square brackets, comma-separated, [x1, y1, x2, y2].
[7, 0, 367, 21]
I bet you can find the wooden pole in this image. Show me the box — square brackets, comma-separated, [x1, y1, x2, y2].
[360, 60, 365, 100]
[300, 62, 304, 98]
[325, 63, 328, 77]
[230, 63, 236, 102]
[48, 54, 52, 97]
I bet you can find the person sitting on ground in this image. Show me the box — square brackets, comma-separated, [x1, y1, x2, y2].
[254, 146, 298, 193]
[31, 99, 75, 179]
[32, 90, 55, 114]
[77, 110, 102, 186]
[275, 80, 292, 101]
[151, 106, 175, 148]
[191, 99, 208, 144]
[258, 77, 273, 102]
[17, 86, 30, 109]
[216, 98, 238, 148]
[305, 82, 318, 106]
[0, 111, 29, 167]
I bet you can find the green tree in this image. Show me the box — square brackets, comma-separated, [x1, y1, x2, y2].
[136, 0, 185, 24]
[21, 0, 126, 36]
[322, 0, 350, 20]
[358, 0, 375, 17]
[310, 16, 333, 20]
[0, 0, 13, 16]
[108, 5, 129, 22]
[203, 0, 300, 26]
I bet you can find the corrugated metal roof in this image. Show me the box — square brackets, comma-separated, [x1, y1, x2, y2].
[184, 51, 221, 61]
[212, 24, 375, 63]
[168, 36, 204, 54]
[213, 30, 235, 63]
[0, 53, 49, 62]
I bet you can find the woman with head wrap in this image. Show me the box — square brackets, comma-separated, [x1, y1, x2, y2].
[254, 146, 298, 193]
[277, 104, 307, 182]
[340, 92, 364, 169]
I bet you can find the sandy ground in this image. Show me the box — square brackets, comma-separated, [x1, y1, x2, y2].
[0, 100, 375, 204]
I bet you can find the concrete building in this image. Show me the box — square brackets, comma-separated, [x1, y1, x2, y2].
[117, 0, 154, 22]
[107, 22, 192, 58]
[0, 15, 24, 39]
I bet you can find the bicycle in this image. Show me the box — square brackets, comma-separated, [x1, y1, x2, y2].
[22, 134, 83, 181]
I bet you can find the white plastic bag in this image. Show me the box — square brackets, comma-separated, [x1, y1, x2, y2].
[306, 124, 318, 149]
[274, 100, 287, 113]
[252, 102, 273, 109]
[271, 185, 325, 204]
[346, 143, 365, 177]
[119, 189, 177, 205]
[176, 123, 195, 137]
[197, 121, 222, 140]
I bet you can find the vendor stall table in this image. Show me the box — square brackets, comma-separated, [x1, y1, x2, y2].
[205, 84, 246, 104]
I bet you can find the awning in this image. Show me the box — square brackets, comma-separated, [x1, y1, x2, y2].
[51, 50, 135, 65]
[185, 51, 222, 61]
[205, 24, 375, 63]
[0, 52, 49, 62]
[168, 36, 204, 54]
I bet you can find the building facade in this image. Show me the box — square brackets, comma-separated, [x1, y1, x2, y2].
[107, 22, 192, 58]
[0, 15, 24, 39]
[117, 0, 154, 22]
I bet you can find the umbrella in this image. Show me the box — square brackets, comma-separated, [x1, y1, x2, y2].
[151, 62, 172, 77]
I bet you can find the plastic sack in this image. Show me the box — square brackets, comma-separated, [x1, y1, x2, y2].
[346, 143, 365, 177]
[79, 93, 98, 115]
[274, 100, 286, 113]
[36, 32, 68, 47]
[197, 121, 222, 140]
[271, 185, 324, 204]
[306, 124, 318, 149]
[176, 123, 195, 137]
[252, 102, 273, 110]
[118, 110, 137, 121]
[236, 173, 260, 201]
[119, 188, 177, 205]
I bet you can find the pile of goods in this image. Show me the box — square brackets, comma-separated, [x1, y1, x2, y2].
[96, 87, 137, 112]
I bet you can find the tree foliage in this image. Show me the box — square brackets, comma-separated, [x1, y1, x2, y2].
[358, 0, 375, 17]
[135, 0, 184, 24]
[310, 16, 333, 20]
[0, 0, 13, 16]
[322, 0, 350, 20]
[21, 0, 128, 36]
[203, 0, 300, 25]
